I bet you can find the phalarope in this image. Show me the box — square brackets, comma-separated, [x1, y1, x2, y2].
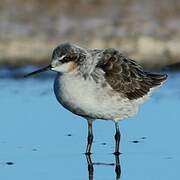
[25, 42, 167, 155]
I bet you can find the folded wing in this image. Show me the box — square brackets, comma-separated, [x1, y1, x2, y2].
[96, 49, 167, 100]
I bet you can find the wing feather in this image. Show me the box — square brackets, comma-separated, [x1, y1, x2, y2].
[96, 48, 167, 100]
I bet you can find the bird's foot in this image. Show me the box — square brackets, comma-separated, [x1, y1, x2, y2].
[85, 152, 92, 155]
[113, 151, 121, 155]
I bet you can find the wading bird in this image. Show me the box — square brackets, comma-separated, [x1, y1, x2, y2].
[25, 43, 167, 155]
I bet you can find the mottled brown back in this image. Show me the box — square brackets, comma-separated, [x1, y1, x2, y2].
[97, 49, 167, 100]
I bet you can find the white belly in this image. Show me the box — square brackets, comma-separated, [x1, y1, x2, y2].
[54, 73, 143, 121]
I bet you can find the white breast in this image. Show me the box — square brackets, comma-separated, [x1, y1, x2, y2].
[54, 72, 146, 121]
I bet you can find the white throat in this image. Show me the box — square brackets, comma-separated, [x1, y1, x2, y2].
[51, 61, 77, 73]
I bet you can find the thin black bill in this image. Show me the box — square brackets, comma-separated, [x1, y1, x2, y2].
[24, 65, 51, 78]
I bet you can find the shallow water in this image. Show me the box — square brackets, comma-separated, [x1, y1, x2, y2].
[0, 68, 179, 180]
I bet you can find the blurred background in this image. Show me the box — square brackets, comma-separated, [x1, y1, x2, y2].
[0, 1, 180, 180]
[0, 0, 180, 69]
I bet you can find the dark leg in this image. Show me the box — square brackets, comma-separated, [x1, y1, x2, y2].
[114, 122, 121, 155]
[85, 120, 94, 155]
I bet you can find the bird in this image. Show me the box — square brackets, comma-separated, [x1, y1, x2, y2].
[24, 42, 167, 155]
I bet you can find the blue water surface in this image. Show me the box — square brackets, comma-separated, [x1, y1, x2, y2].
[0, 69, 179, 180]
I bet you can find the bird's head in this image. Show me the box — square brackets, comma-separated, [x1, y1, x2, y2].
[24, 42, 84, 77]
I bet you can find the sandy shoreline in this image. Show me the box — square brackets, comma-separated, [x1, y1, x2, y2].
[0, 0, 179, 69]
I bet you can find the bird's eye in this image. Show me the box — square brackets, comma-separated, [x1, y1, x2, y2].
[61, 57, 69, 63]
[57, 55, 69, 63]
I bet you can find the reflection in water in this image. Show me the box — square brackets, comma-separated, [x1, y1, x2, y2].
[86, 155, 94, 180]
[115, 155, 121, 179]
[86, 154, 121, 180]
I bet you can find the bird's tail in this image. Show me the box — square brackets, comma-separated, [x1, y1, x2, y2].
[146, 72, 168, 87]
